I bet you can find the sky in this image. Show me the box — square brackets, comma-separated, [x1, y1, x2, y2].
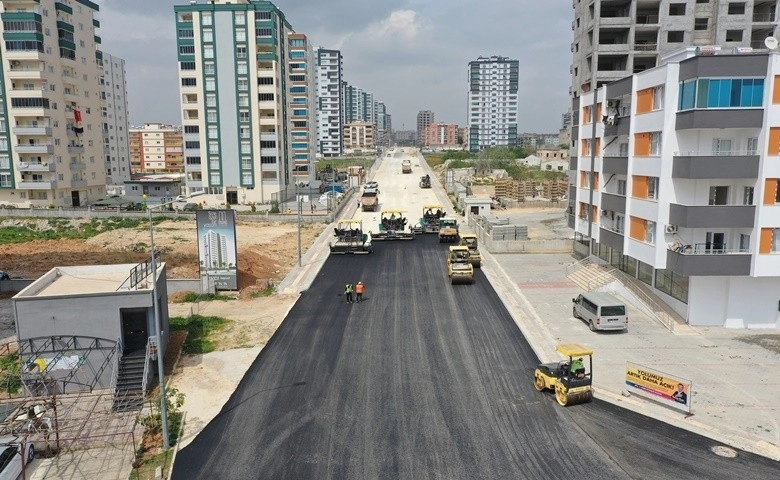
[99, 0, 572, 133]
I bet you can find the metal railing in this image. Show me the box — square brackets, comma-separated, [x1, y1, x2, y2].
[673, 150, 758, 156]
[141, 338, 154, 395]
[617, 270, 676, 332]
[586, 267, 619, 291]
[109, 337, 123, 392]
[565, 256, 591, 276]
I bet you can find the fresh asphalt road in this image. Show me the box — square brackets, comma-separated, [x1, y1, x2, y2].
[171, 235, 779, 479]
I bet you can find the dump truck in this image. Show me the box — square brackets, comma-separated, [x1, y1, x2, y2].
[361, 188, 379, 212]
[330, 219, 373, 254]
[373, 210, 415, 241]
[411, 205, 445, 234]
[402, 159, 412, 174]
[447, 245, 474, 284]
[419, 174, 431, 188]
[459, 233, 482, 268]
[438, 217, 459, 243]
[533, 344, 593, 406]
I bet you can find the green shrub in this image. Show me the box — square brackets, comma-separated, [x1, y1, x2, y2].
[169, 315, 228, 354]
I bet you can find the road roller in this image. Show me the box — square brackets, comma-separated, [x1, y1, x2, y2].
[533, 343, 593, 406]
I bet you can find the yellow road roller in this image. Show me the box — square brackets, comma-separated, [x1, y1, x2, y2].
[533, 343, 593, 406]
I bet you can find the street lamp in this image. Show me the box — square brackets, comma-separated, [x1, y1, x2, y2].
[146, 190, 203, 450]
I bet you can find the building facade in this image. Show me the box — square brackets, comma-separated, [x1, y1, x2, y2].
[287, 33, 316, 185]
[174, 0, 300, 205]
[570, 48, 780, 328]
[423, 123, 459, 148]
[344, 121, 374, 153]
[570, 0, 779, 100]
[416, 110, 434, 147]
[129, 124, 183, 174]
[101, 53, 130, 187]
[315, 48, 343, 158]
[467, 56, 519, 152]
[0, 0, 107, 207]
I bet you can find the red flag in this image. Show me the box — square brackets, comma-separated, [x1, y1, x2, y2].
[74, 109, 82, 122]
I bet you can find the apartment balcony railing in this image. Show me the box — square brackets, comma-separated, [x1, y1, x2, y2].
[16, 144, 54, 154]
[17, 180, 57, 190]
[69, 161, 86, 171]
[67, 145, 84, 153]
[13, 126, 51, 136]
[668, 203, 755, 228]
[71, 179, 87, 188]
[666, 244, 751, 276]
[672, 151, 759, 179]
[17, 162, 55, 172]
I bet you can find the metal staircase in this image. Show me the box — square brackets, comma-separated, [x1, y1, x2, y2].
[111, 350, 147, 412]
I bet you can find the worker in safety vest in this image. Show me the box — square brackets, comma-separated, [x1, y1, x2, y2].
[355, 281, 365, 303]
[344, 283, 354, 303]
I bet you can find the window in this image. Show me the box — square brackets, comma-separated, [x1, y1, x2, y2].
[726, 30, 743, 42]
[237, 62, 247, 74]
[203, 29, 213, 43]
[206, 94, 216, 107]
[238, 78, 248, 91]
[260, 156, 277, 164]
[728, 2, 746, 14]
[258, 77, 274, 85]
[650, 132, 661, 155]
[694, 18, 708, 30]
[712, 138, 732, 155]
[256, 28, 272, 37]
[204, 46, 214, 59]
[179, 45, 195, 55]
[208, 126, 218, 138]
[207, 111, 217, 123]
[260, 140, 277, 148]
[206, 78, 216, 91]
[239, 111, 250, 122]
[235, 12, 246, 25]
[667, 31, 684, 43]
[181, 78, 196, 87]
[238, 95, 249, 107]
[235, 29, 246, 42]
[739, 234, 750, 253]
[652, 85, 664, 110]
[709, 185, 730, 205]
[617, 179, 627, 196]
[208, 142, 219, 155]
[204, 63, 215, 75]
[669, 3, 686, 15]
[290, 51, 305, 59]
[747, 137, 759, 155]
[648, 177, 659, 199]
[258, 93, 274, 101]
[646, 221, 656, 244]
[180, 62, 196, 70]
[744, 186, 754, 205]
[241, 142, 251, 154]
[202, 12, 212, 26]
[678, 78, 764, 109]
[178, 29, 193, 38]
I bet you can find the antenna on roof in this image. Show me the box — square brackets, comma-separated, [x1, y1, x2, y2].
[765, 36, 778, 50]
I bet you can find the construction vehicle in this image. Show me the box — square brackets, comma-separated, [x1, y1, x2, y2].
[411, 205, 445, 234]
[402, 159, 412, 174]
[373, 210, 415, 241]
[329, 219, 373, 254]
[460, 233, 482, 268]
[438, 217, 459, 243]
[419, 174, 431, 188]
[533, 344, 593, 407]
[447, 246, 474, 284]
[361, 187, 379, 212]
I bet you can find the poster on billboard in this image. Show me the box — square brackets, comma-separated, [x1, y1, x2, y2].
[625, 362, 692, 413]
[196, 209, 238, 290]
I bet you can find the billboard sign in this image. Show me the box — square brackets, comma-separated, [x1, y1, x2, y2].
[625, 362, 692, 413]
[196, 210, 238, 290]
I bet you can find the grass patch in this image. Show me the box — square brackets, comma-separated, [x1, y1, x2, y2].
[129, 447, 175, 480]
[174, 292, 234, 303]
[250, 285, 276, 298]
[0, 217, 146, 244]
[169, 315, 229, 354]
[0, 353, 21, 395]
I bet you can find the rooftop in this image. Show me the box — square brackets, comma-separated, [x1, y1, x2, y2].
[14, 264, 161, 299]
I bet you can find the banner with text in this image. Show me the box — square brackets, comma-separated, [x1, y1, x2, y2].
[196, 209, 238, 290]
[625, 362, 692, 413]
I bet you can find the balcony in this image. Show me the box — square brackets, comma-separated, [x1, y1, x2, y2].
[668, 203, 755, 228]
[6, 67, 44, 80]
[69, 161, 86, 171]
[603, 115, 630, 136]
[17, 180, 57, 190]
[666, 248, 751, 276]
[753, 12, 776, 22]
[675, 109, 763, 130]
[17, 162, 55, 172]
[71, 179, 87, 188]
[602, 156, 628, 175]
[672, 152, 759, 179]
[599, 227, 624, 251]
[634, 14, 659, 25]
[601, 192, 626, 213]
[67, 145, 84, 153]
[13, 126, 51, 136]
[15, 144, 54, 154]
[634, 42, 658, 52]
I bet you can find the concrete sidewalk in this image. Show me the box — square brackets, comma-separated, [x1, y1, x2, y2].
[481, 249, 780, 461]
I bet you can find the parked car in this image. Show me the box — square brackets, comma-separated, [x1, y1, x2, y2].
[174, 195, 188, 202]
[0, 437, 34, 480]
[182, 203, 199, 212]
[365, 181, 379, 190]
[0, 271, 9, 281]
[319, 191, 344, 203]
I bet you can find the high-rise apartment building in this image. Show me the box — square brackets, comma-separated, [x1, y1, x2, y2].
[416, 110, 434, 147]
[129, 124, 183, 174]
[570, 48, 780, 327]
[316, 48, 343, 158]
[570, 0, 778, 99]
[287, 33, 316, 185]
[174, 0, 314, 204]
[0, 0, 107, 207]
[466, 56, 519, 152]
[344, 121, 375, 153]
[375, 101, 390, 147]
[101, 53, 131, 187]
[423, 123, 459, 148]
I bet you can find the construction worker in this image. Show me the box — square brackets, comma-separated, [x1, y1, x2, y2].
[570, 357, 585, 377]
[355, 281, 364, 303]
[344, 283, 354, 303]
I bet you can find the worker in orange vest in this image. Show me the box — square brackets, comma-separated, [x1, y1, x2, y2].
[355, 281, 365, 303]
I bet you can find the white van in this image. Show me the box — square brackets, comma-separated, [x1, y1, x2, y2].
[572, 292, 628, 332]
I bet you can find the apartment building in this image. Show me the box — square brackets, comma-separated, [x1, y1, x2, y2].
[0, 0, 107, 207]
[423, 123, 459, 148]
[315, 48, 343, 158]
[467, 56, 519, 152]
[375, 101, 390, 146]
[344, 121, 374, 154]
[101, 53, 130, 186]
[416, 110, 434, 147]
[129, 123, 183, 174]
[174, 0, 302, 205]
[570, 0, 778, 99]
[570, 48, 780, 328]
[287, 33, 316, 185]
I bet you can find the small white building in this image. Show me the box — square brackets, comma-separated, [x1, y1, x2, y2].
[462, 195, 492, 216]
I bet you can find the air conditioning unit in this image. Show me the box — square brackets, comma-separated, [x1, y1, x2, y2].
[601, 209, 609, 216]
[607, 100, 619, 108]
[665, 224, 678, 234]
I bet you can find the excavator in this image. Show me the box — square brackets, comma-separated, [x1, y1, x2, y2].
[373, 210, 415, 241]
[533, 343, 594, 406]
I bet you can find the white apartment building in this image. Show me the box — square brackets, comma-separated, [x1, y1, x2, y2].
[287, 33, 316, 185]
[174, 0, 299, 205]
[344, 121, 374, 154]
[0, 0, 107, 208]
[315, 48, 343, 158]
[101, 52, 130, 186]
[571, 48, 780, 328]
[467, 56, 519, 152]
